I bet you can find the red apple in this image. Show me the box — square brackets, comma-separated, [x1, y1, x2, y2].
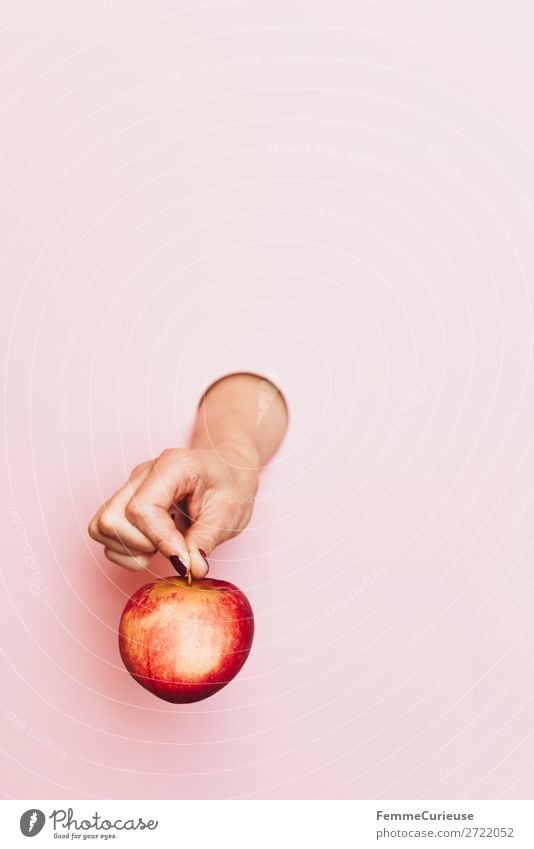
[118, 576, 254, 703]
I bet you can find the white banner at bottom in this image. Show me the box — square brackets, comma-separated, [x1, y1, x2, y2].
[0, 800, 532, 848]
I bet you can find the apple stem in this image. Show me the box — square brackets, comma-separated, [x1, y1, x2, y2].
[187, 571, 192, 587]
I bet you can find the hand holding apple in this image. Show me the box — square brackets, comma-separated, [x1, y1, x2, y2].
[88, 374, 287, 579]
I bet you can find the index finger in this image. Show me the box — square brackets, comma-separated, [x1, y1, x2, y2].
[124, 457, 194, 570]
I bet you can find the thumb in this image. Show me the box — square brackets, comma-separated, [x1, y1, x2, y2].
[184, 512, 223, 579]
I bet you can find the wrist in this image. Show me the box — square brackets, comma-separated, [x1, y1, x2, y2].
[209, 439, 260, 506]
[211, 435, 261, 474]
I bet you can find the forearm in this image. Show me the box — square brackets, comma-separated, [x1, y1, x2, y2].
[190, 373, 288, 468]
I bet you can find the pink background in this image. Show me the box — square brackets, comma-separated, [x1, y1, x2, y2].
[1, 0, 533, 800]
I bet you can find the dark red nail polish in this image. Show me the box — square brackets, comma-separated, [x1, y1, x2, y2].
[199, 549, 209, 570]
[170, 555, 187, 576]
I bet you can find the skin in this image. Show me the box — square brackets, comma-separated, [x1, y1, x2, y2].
[88, 372, 288, 579]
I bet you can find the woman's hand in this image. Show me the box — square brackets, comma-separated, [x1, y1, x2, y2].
[89, 372, 287, 578]
[88, 445, 259, 579]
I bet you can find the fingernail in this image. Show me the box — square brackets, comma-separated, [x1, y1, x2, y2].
[169, 554, 187, 576]
[199, 549, 210, 571]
